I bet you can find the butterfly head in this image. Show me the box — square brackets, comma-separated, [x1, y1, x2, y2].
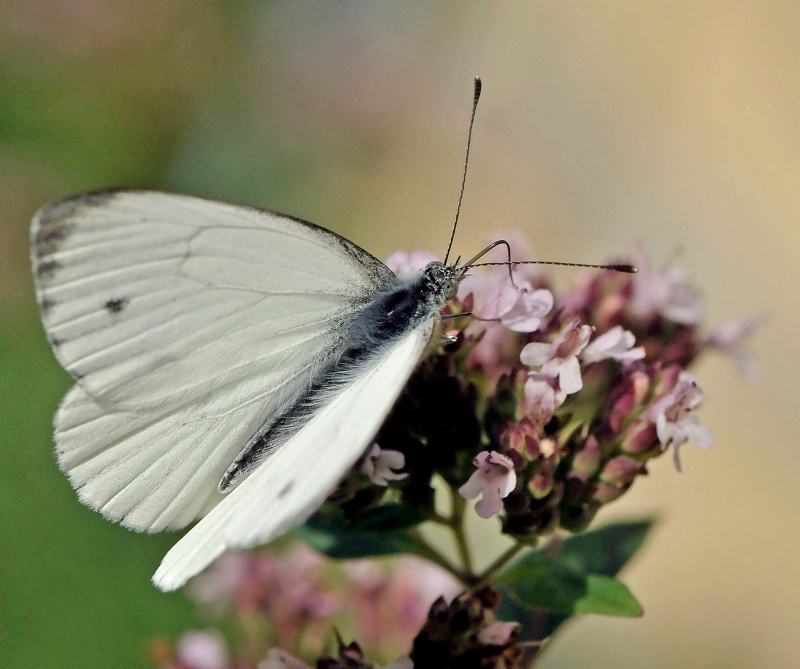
[422, 261, 462, 303]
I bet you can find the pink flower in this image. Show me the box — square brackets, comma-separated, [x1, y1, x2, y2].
[522, 375, 562, 430]
[627, 247, 703, 325]
[188, 545, 340, 650]
[465, 319, 520, 381]
[343, 557, 459, 656]
[461, 270, 553, 333]
[706, 317, 762, 380]
[477, 621, 520, 646]
[581, 325, 645, 364]
[520, 319, 592, 394]
[459, 451, 517, 519]
[176, 631, 229, 669]
[386, 250, 439, 276]
[361, 444, 408, 486]
[649, 371, 715, 471]
[499, 281, 554, 333]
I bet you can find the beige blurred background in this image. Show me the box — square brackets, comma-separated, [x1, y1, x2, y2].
[1, 2, 797, 668]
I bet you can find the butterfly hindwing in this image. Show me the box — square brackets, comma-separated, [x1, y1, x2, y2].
[153, 320, 434, 591]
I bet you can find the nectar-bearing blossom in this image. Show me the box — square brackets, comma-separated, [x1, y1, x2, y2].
[176, 631, 229, 669]
[458, 451, 517, 519]
[520, 319, 593, 394]
[650, 371, 715, 471]
[461, 269, 553, 333]
[627, 246, 704, 325]
[581, 325, 645, 364]
[361, 444, 408, 486]
[706, 317, 764, 380]
[497, 279, 554, 333]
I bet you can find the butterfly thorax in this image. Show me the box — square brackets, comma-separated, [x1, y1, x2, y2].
[342, 261, 459, 360]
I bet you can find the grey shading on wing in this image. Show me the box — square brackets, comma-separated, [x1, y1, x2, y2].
[32, 190, 394, 531]
[153, 320, 435, 591]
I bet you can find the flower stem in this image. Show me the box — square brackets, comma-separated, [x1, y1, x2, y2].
[450, 486, 475, 576]
[407, 528, 468, 583]
[473, 542, 525, 589]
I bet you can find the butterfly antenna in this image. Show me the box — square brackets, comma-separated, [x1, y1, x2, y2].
[469, 259, 638, 273]
[444, 76, 482, 265]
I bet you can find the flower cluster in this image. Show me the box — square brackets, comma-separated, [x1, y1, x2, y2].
[152, 242, 756, 669]
[362, 244, 739, 543]
[149, 545, 459, 669]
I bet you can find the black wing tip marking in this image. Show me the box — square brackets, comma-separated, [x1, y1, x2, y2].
[36, 258, 61, 280]
[33, 190, 122, 260]
[35, 190, 119, 228]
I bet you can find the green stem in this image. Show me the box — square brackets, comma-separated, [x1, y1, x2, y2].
[450, 487, 474, 576]
[473, 542, 525, 589]
[407, 528, 468, 583]
[429, 510, 453, 526]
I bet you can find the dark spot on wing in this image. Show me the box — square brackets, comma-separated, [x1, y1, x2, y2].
[51, 337, 62, 348]
[104, 297, 128, 314]
[39, 297, 56, 313]
[278, 481, 294, 498]
[37, 259, 61, 280]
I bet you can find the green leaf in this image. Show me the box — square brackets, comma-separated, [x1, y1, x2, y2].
[293, 514, 426, 560]
[574, 575, 643, 616]
[495, 519, 654, 629]
[559, 518, 655, 576]
[496, 555, 642, 617]
[349, 503, 428, 532]
[495, 554, 585, 614]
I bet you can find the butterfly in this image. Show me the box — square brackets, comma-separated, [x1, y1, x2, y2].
[31, 80, 633, 591]
[31, 185, 484, 590]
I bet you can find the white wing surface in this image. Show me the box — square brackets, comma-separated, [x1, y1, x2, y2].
[153, 320, 434, 591]
[32, 191, 394, 531]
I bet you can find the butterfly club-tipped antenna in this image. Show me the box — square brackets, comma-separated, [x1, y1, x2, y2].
[442, 77, 638, 279]
[443, 76, 482, 267]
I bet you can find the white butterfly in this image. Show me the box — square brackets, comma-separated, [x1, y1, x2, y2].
[32, 189, 465, 591]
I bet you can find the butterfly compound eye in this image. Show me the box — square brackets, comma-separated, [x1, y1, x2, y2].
[444, 277, 459, 300]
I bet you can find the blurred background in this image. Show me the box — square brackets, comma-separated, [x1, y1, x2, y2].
[1, 2, 798, 667]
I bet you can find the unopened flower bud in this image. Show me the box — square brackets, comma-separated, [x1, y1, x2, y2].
[600, 456, 644, 486]
[571, 435, 601, 477]
[621, 418, 658, 454]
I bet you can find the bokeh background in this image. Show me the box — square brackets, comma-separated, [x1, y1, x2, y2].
[1, 2, 798, 668]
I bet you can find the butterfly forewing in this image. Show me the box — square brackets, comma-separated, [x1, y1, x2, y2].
[33, 191, 396, 532]
[33, 191, 393, 409]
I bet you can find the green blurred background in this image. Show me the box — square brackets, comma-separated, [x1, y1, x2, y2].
[2, 2, 798, 667]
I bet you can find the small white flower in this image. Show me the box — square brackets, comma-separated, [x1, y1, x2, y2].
[650, 371, 715, 471]
[522, 375, 563, 429]
[706, 317, 762, 380]
[361, 443, 408, 486]
[628, 246, 703, 325]
[177, 631, 229, 669]
[581, 325, 645, 364]
[500, 281, 554, 333]
[478, 621, 520, 646]
[458, 451, 516, 519]
[520, 319, 592, 394]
